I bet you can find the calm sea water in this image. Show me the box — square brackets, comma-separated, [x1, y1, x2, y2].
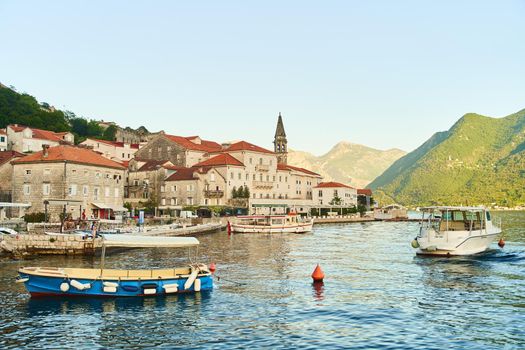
[1, 212, 524, 349]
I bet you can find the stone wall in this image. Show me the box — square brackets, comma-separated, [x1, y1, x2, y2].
[1, 234, 100, 257]
[134, 135, 191, 166]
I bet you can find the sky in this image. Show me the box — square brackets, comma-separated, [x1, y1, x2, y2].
[1, 1, 524, 155]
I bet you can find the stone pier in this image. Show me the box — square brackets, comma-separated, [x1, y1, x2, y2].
[1, 234, 100, 257]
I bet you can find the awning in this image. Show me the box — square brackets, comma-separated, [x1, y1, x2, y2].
[251, 204, 288, 208]
[102, 235, 200, 248]
[91, 202, 112, 209]
[111, 206, 128, 212]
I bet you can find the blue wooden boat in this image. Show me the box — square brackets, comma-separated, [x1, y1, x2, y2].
[16, 235, 213, 297]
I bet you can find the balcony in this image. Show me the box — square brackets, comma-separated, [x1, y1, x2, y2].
[204, 190, 224, 198]
[253, 181, 273, 189]
[255, 164, 270, 172]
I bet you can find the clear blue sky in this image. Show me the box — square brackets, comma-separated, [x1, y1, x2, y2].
[1, 1, 524, 155]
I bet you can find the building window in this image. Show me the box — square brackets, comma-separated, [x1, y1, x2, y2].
[83, 185, 89, 197]
[23, 184, 31, 196]
[187, 197, 193, 205]
[249, 158, 252, 164]
[230, 172, 234, 179]
[319, 190, 323, 197]
[69, 184, 77, 196]
[0, 137, 4, 142]
[122, 153, 125, 158]
[210, 173, 215, 182]
[42, 183, 50, 196]
[259, 158, 263, 165]
[172, 185, 177, 192]
[25, 170, 31, 175]
[238, 173, 241, 180]
[161, 198, 166, 205]
[171, 198, 175, 205]
[253, 174, 256, 181]
[160, 185, 165, 193]
[105, 187, 110, 197]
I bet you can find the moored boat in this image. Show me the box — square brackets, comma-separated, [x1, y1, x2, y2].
[412, 206, 502, 256]
[230, 214, 314, 234]
[16, 235, 213, 297]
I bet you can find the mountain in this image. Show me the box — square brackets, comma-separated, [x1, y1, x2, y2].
[288, 142, 406, 189]
[369, 109, 525, 206]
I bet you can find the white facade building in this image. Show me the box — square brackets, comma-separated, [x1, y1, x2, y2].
[313, 182, 358, 207]
[7, 124, 74, 153]
[80, 138, 140, 162]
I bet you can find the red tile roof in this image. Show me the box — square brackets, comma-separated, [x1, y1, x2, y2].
[8, 125, 72, 142]
[315, 182, 354, 189]
[221, 141, 274, 154]
[357, 189, 373, 196]
[88, 138, 140, 149]
[164, 134, 222, 152]
[0, 129, 6, 135]
[194, 153, 244, 167]
[165, 166, 217, 181]
[12, 145, 126, 170]
[277, 163, 321, 176]
[137, 160, 175, 172]
[0, 150, 25, 166]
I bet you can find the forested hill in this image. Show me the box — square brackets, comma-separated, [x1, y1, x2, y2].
[0, 83, 115, 142]
[369, 109, 525, 207]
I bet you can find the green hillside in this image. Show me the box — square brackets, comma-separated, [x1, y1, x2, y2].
[369, 109, 525, 206]
[0, 83, 114, 142]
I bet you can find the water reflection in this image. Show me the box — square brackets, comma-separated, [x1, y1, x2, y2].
[0, 212, 524, 349]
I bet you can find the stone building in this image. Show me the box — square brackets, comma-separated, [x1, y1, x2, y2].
[125, 160, 180, 206]
[133, 133, 222, 167]
[274, 113, 288, 164]
[0, 150, 25, 201]
[7, 124, 74, 153]
[0, 129, 8, 151]
[12, 145, 126, 221]
[80, 138, 140, 162]
[313, 182, 358, 207]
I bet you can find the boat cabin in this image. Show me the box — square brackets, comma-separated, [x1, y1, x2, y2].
[236, 214, 305, 227]
[420, 206, 492, 232]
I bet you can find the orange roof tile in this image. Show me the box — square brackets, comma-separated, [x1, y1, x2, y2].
[357, 189, 373, 196]
[221, 141, 274, 154]
[194, 153, 244, 167]
[277, 163, 321, 176]
[12, 145, 126, 170]
[87, 138, 140, 149]
[8, 125, 72, 142]
[164, 134, 222, 152]
[0, 151, 25, 166]
[315, 182, 354, 189]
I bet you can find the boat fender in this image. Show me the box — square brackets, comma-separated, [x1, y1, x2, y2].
[194, 279, 201, 292]
[144, 288, 156, 295]
[103, 286, 117, 293]
[16, 277, 29, 283]
[411, 239, 420, 249]
[121, 285, 139, 292]
[184, 268, 200, 290]
[163, 283, 178, 294]
[60, 282, 70, 292]
[70, 279, 91, 291]
[103, 281, 119, 288]
[141, 283, 158, 289]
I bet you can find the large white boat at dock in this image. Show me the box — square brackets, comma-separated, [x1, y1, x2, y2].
[412, 206, 502, 256]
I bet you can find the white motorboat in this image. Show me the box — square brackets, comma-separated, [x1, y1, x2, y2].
[412, 206, 502, 256]
[230, 214, 314, 234]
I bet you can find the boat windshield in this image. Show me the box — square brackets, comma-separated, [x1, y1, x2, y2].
[422, 208, 485, 232]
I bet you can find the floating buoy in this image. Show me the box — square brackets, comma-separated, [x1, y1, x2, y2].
[498, 238, 505, 248]
[60, 282, 70, 292]
[311, 264, 325, 283]
[209, 262, 216, 273]
[411, 239, 420, 249]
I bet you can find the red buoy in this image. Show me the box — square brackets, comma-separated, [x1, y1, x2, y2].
[227, 221, 232, 236]
[498, 238, 505, 248]
[311, 264, 325, 283]
[209, 262, 216, 273]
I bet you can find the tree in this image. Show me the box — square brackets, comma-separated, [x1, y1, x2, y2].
[101, 124, 117, 141]
[237, 186, 245, 198]
[329, 196, 342, 206]
[231, 186, 238, 199]
[243, 185, 250, 198]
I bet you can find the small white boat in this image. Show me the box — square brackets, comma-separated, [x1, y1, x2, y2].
[412, 206, 502, 256]
[230, 214, 314, 234]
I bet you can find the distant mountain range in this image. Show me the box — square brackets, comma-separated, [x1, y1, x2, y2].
[369, 109, 525, 206]
[288, 142, 406, 189]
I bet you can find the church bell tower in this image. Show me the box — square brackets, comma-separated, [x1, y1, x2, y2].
[274, 112, 288, 164]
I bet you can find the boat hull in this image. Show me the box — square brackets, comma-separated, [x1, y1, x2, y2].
[230, 222, 313, 234]
[18, 270, 213, 298]
[416, 231, 500, 256]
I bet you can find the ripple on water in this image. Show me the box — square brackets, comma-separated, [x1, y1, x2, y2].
[0, 212, 524, 349]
